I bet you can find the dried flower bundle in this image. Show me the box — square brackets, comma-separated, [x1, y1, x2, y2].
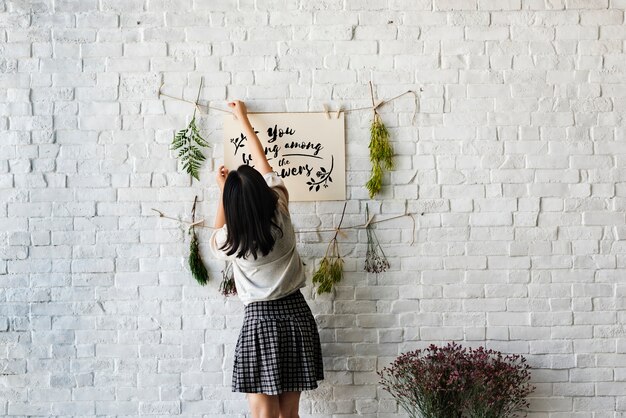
[312, 201, 347, 295]
[311, 237, 344, 295]
[365, 111, 394, 198]
[219, 261, 237, 297]
[378, 342, 534, 418]
[188, 228, 209, 286]
[188, 196, 209, 286]
[364, 204, 390, 273]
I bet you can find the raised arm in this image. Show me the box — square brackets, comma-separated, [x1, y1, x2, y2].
[228, 100, 273, 175]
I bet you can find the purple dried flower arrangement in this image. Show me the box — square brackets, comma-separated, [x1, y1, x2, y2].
[377, 342, 535, 418]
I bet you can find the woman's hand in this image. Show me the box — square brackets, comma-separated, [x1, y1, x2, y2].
[216, 164, 229, 190]
[228, 100, 248, 121]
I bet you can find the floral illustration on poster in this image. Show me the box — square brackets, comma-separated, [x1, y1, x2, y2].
[223, 112, 346, 201]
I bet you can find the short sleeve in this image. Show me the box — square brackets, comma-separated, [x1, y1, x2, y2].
[209, 225, 234, 260]
[263, 171, 289, 212]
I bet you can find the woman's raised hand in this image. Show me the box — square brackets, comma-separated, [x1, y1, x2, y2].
[228, 100, 248, 121]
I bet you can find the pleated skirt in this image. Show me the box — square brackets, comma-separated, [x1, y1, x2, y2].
[231, 288, 325, 395]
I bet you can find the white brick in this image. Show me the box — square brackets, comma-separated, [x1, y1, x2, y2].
[2, 2, 625, 415]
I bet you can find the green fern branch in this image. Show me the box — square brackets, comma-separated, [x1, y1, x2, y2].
[171, 115, 210, 181]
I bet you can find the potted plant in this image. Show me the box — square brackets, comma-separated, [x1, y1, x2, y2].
[464, 346, 534, 418]
[378, 342, 534, 418]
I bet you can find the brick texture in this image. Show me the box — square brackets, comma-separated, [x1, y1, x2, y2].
[1, 0, 625, 416]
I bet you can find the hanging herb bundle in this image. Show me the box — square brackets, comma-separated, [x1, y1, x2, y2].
[365, 81, 394, 199]
[312, 202, 347, 295]
[364, 204, 390, 273]
[219, 261, 237, 296]
[312, 237, 344, 295]
[188, 228, 209, 285]
[169, 79, 210, 181]
[366, 112, 394, 198]
[188, 196, 210, 285]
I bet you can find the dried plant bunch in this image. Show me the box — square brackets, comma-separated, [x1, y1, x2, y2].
[364, 204, 390, 274]
[312, 201, 347, 295]
[187, 196, 209, 286]
[219, 261, 237, 297]
[312, 237, 344, 295]
[188, 227, 209, 286]
[366, 112, 394, 198]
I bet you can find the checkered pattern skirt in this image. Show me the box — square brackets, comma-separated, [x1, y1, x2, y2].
[232, 288, 324, 395]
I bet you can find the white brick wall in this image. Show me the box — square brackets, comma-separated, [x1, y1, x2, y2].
[1, 0, 625, 416]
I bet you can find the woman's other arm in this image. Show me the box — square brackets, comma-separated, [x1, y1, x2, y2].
[214, 165, 228, 228]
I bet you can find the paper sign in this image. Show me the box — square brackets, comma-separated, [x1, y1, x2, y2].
[223, 112, 346, 201]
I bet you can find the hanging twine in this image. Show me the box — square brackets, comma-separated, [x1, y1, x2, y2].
[158, 82, 423, 123]
[159, 80, 230, 115]
[151, 207, 418, 245]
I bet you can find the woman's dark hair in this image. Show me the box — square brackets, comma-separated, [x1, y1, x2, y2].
[219, 164, 283, 259]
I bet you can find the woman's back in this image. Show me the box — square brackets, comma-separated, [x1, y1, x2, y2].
[209, 171, 306, 305]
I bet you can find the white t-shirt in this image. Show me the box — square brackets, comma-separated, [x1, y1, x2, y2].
[209, 171, 306, 306]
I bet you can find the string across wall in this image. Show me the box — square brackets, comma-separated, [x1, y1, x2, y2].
[158, 80, 423, 123]
[150, 207, 420, 246]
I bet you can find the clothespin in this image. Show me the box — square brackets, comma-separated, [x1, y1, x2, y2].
[334, 227, 348, 239]
[189, 219, 205, 227]
[322, 104, 330, 119]
[335, 105, 342, 119]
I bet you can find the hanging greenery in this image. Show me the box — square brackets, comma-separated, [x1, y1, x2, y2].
[188, 196, 210, 285]
[171, 115, 210, 181]
[312, 201, 347, 295]
[219, 261, 237, 296]
[312, 237, 344, 295]
[365, 113, 394, 198]
[364, 203, 390, 273]
[188, 228, 209, 285]
[168, 78, 210, 181]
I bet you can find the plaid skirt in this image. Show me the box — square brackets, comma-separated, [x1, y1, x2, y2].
[232, 288, 324, 395]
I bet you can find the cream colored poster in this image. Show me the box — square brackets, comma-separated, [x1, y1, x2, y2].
[223, 112, 346, 201]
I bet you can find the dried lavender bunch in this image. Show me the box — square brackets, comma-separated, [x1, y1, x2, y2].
[364, 204, 390, 273]
[219, 261, 237, 297]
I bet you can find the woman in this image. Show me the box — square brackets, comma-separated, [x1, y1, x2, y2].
[210, 100, 325, 418]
